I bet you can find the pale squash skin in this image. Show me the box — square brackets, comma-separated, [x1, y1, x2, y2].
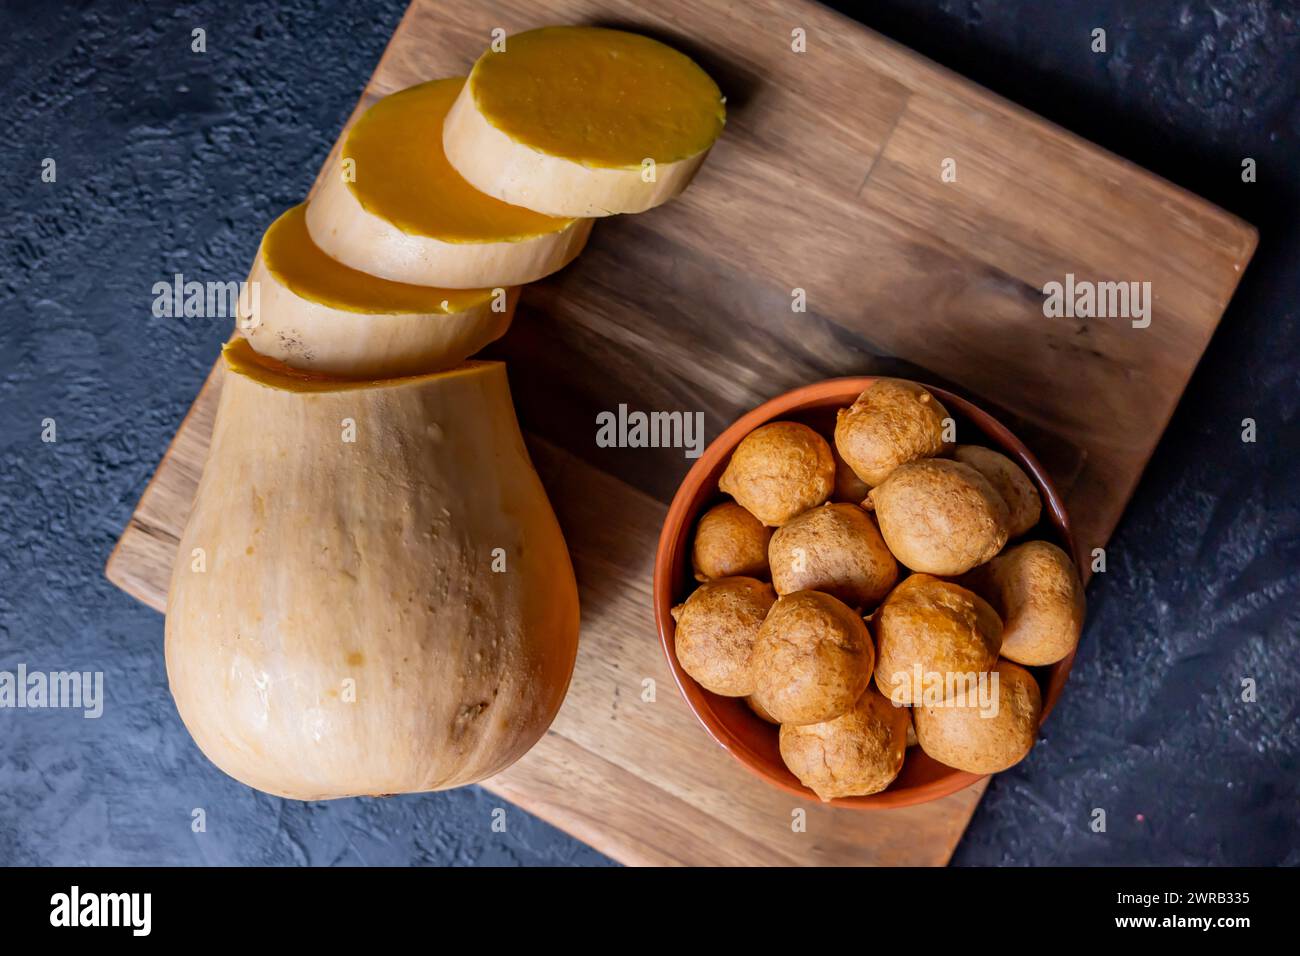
[165, 343, 580, 800]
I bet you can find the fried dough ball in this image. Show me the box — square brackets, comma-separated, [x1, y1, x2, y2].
[671, 577, 776, 696]
[691, 501, 772, 582]
[953, 445, 1042, 538]
[913, 660, 1041, 774]
[866, 459, 1010, 575]
[779, 686, 910, 801]
[718, 421, 835, 526]
[834, 379, 953, 486]
[768, 503, 898, 609]
[872, 574, 1003, 705]
[964, 540, 1085, 666]
[751, 590, 874, 725]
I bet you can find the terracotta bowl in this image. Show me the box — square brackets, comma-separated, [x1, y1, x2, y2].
[652, 378, 1079, 809]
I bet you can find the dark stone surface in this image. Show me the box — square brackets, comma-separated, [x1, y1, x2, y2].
[0, 0, 1295, 865]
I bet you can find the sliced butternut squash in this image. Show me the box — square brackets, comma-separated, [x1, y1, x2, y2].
[306, 78, 592, 288]
[165, 339, 581, 800]
[239, 204, 517, 378]
[443, 26, 725, 217]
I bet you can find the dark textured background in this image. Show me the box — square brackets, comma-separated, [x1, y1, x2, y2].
[0, 0, 1295, 866]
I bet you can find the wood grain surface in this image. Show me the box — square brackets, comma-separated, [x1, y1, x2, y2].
[106, 0, 1256, 866]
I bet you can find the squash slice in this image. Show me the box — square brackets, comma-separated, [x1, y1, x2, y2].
[239, 204, 517, 378]
[443, 26, 725, 217]
[307, 78, 592, 288]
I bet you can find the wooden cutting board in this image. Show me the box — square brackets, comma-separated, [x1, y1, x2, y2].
[105, 0, 1256, 866]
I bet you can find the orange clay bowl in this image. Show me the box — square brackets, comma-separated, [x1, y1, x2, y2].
[653, 377, 1079, 809]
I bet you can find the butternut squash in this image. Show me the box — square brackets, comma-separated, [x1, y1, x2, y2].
[165, 340, 580, 799]
[239, 204, 518, 378]
[443, 26, 726, 217]
[307, 78, 592, 288]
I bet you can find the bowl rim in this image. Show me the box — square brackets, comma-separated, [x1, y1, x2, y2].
[652, 376, 1079, 810]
